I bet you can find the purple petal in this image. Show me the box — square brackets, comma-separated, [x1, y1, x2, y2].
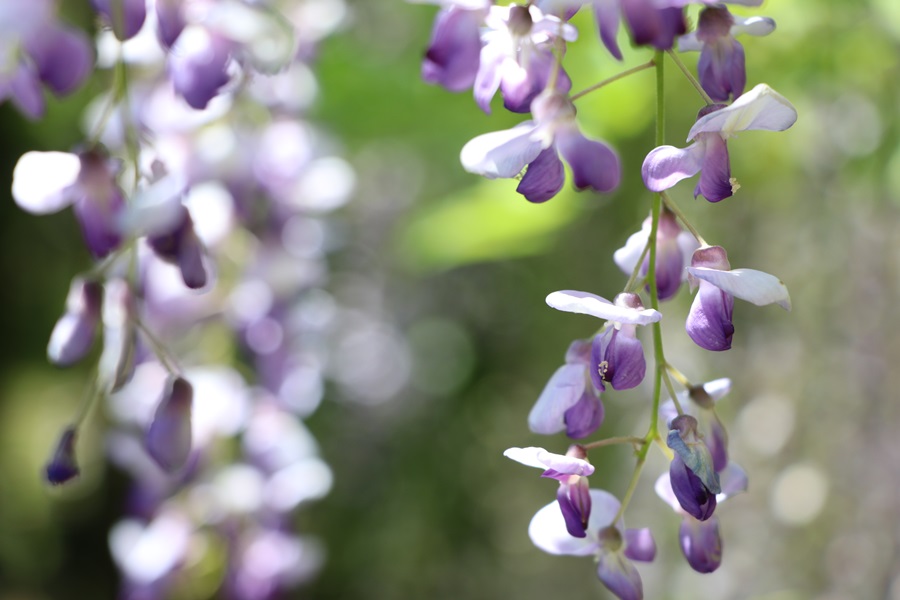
[557, 478, 591, 538]
[623, 528, 657, 562]
[597, 550, 644, 600]
[461, 122, 543, 179]
[529, 489, 620, 557]
[73, 189, 125, 258]
[686, 279, 734, 351]
[641, 143, 704, 192]
[717, 461, 749, 500]
[168, 28, 233, 110]
[7, 63, 45, 119]
[556, 127, 621, 193]
[517, 147, 565, 202]
[706, 415, 729, 472]
[564, 392, 604, 438]
[473, 39, 505, 113]
[146, 377, 194, 473]
[149, 207, 208, 289]
[45, 426, 80, 485]
[47, 278, 103, 366]
[565, 338, 592, 365]
[422, 6, 484, 92]
[91, 0, 147, 40]
[669, 455, 717, 521]
[679, 516, 722, 573]
[622, 0, 685, 50]
[528, 364, 587, 435]
[593, 0, 623, 60]
[501, 50, 572, 114]
[592, 327, 646, 391]
[694, 132, 733, 202]
[25, 24, 94, 96]
[156, 0, 186, 48]
[698, 39, 745, 102]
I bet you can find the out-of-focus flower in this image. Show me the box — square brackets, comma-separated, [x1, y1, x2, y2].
[418, 0, 491, 92]
[529, 488, 655, 600]
[613, 208, 699, 301]
[45, 426, 80, 485]
[146, 376, 194, 473]
[685, 245, 791, 351]
[678, 6, 775, 102]
[641, 83, 797, 202]
[148, 205, 209, 290]
[47, 278, 103, 366]
[91, 0, 147, 41]
[460, 89, 620, 202]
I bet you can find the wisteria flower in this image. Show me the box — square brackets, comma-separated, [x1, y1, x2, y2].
[474, 4, 575, 113]
[146, 376, 194, 473]
[685, 245, 791, 351]
[528, 339, 604, 438]
[461, 89, 620, 201]
[45, 426, 80, 485]
[678, 6, 775, 102]
[613, 208, 699, 301]
[47, 278, 104, 366]
[12, 149, 126, 257]
[666, 414, 720, 520]
[418, 0, 492, 92]
[546, 290, 661, 391]
[529, 488, 656, 600]
[660, 378, 731, 471]
[642, 83, 797, 202]
[656, 461, 748, 572]
[505, 445, 594, 537]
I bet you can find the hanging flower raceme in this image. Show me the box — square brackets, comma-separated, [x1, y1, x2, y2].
[12, 149, 126, 258]
[677, 5, 775, 102]
[641, 83, 798, 202]
[613, 208, 699, 301]
[461, 89, 620, 202]
[655, 461, 748, 572]
[685, 245, 791, 352]
[528, 339, 604, 439]
[474, 4, 576, 113]
[529, 488, 656, 600]
[505, 445, 595, 537]
[417, 0, 491, 92]
[660, 377, 731, 471]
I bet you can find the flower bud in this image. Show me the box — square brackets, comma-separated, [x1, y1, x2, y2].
[146, 376, 194, 473]
[47, 278, 102, 366]
[148, 205, 209, 289]
[45, 426, 79, 485]
[679, 515, 722, 573]
[667, 415, 720, 521]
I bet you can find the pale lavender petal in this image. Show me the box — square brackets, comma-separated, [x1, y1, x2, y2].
[99, 279, 136, 392]
[641, 143, 704, 192]
[517, 147, 565, 202]
[654, 472, 682, 513]
[546, 290, 661, 325]
[460, 121, 543, 178]
[556, 127, 620, 193]
[473, 39, 505, 113]
[695, 133, 733, 202]
[47, 278, 103, 366]
[92, 0, 147, 40]
[679, 516, 722, 573]
[731, 15, 776, 37]
[565, 338, 592, 365]
[422, 6, 484, 92]
[717, 461, 748, 500]
[528, 364, 587, 434]
[156, 0, 186, 48]
[613, 220, 650, 276]
[502, 50, 573, 114]
[146, 377, 194, 473]
[593, 0, 623, 60]
[8, 64, 45, 119]
[25, 24, 94, 95]
[688, 83, 798, 139]
[706, 415, 728, 472]
[686, 280, 734, 351]
[73, 188, 125, 258]
[563, 392, 604, 438]
[168, 28, 233, 110]
[687, 266, 792, 310]
[597, 550, 643, 600]
[503, 446, 595, 476]
[12, 151, 81, 214]
[623, 528, 656, 562]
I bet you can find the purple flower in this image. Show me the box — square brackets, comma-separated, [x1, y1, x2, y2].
[642, 83, 797, 201]
[474, 4, 575, 113]
[91, 0, 147, 41]
[655, 462, 748, 572]
[505, 445, 595, 537]
[685, 245, 791, 352]
[12, 149, 126, 257]
[45, 426, 80, 485]
[528, 340, 604, 438]
[167, 27, 234, 110]
[149, 205, 209, 290]
[461, 89, 620, 201]
[678, 7, 775, 102]
[528, 488, 655, 600]
[420, 0, 490, 92]
[155, 0, 187, 48]
[546, 290, 661, 391]
[614, 209, 699, 301]
[666, 415, 720, 520]
[660, 378, 731, 471]
[47, 278, 103, 366]
[146, 376, 194, 473]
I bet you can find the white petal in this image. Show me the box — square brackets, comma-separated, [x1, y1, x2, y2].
[688, 84, 798, 140]
[700, 377, 732, 401]
[687, 267, 791, 310]
[12, 151, 81, 214]
[546, 290, 662, 325]
[460, 121, 544, 179]
[731, 15, 776, 38]
[613, 219, 651, 276]
[528, 489, 621, 556]
[503, 446, 594, 476]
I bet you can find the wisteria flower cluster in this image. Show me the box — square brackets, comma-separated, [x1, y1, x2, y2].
[416, 0, 796, 597]
[8, 1, 353, 598]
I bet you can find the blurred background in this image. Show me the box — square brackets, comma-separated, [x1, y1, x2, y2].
[2, 0, 900, 598]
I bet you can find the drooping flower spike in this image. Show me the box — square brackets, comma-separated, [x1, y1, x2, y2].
[685, 245, 791, 352]
[678, 6, 776, 102]
[641, 83, 798, 202]
[529, 488, 656, 600]
[461, 89, 620, 202]
[505, 445, 594, 537]
[613, 208, 700, 301]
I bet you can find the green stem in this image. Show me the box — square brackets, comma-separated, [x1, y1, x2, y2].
[570, 60, 656, 101]
[583, 436, 646, 451]
[666, 50, 714, 105]
[661, 191, 708, 246]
